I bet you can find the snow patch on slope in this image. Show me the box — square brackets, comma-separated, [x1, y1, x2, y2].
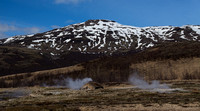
[2, 20, 200, 54]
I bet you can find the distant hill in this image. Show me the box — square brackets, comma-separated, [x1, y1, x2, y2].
[1, 42, 200, 88]
[0, 46, 101, 76]
[1, 20, 200, 56]
[0, 46, 54, 76]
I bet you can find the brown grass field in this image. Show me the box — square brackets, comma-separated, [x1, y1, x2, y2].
[0, 80, 199, 111]
[0, 57, 200, 88]
[130, 57, 200, 80]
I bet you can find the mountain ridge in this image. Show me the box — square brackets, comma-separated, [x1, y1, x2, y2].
[1, 19, 200, 56]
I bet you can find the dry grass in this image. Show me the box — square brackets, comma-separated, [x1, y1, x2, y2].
[0, 81, 200, 111]
[79, 103, 200, 111]
[0, 65, 84, 87]
[0, 65, 83, 79]
[130, 58, 200, 80]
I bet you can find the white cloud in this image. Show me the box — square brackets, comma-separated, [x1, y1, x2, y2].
[0, 23, 42, 38]
[0, 32, 8, 38]
[0, 24, 18, 32]
[23, 27, 41, 34]
[65, 20, 75, 24]
[54, 0, 90, 4]
[51, 25, 61, 29]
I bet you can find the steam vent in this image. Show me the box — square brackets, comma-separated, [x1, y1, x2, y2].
[81, 82, 103, 90]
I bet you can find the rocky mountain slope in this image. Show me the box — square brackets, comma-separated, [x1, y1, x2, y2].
[1, 20, 200, 55]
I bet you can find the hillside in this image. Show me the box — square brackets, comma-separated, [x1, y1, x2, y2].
[1, 42, 200, 87]
[83, 42, 200, 82]
[0, 46, 101, 76]
[0, 46, 55, 76]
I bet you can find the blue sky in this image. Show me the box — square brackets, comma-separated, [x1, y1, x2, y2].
[0, 0, 200, 38]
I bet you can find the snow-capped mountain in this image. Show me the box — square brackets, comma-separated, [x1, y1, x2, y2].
[1, 19, 200, 55]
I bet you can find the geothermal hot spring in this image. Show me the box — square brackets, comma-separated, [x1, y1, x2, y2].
[128, 74, 185, 93]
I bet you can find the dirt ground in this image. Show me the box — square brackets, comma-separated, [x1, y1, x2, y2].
[0, 80, 200, 111]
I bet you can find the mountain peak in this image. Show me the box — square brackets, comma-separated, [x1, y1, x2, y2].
[77, 19, 118, 27]
[85, 19, 116, 24]
[1, 20, 200, 55]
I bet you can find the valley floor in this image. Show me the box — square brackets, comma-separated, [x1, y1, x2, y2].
[0, 80, 200, 111]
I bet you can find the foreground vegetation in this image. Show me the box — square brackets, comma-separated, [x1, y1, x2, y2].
[0, 81, 200, 111]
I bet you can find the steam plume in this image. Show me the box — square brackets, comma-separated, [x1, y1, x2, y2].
[128, 73, 170, 92]
[64, 77, 93, 89]
[0, 88, 31, 101]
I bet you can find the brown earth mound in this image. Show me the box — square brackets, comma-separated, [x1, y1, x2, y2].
[81, 82, 103, 90]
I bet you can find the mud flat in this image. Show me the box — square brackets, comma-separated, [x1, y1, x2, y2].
[0, 80, 199, 111]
